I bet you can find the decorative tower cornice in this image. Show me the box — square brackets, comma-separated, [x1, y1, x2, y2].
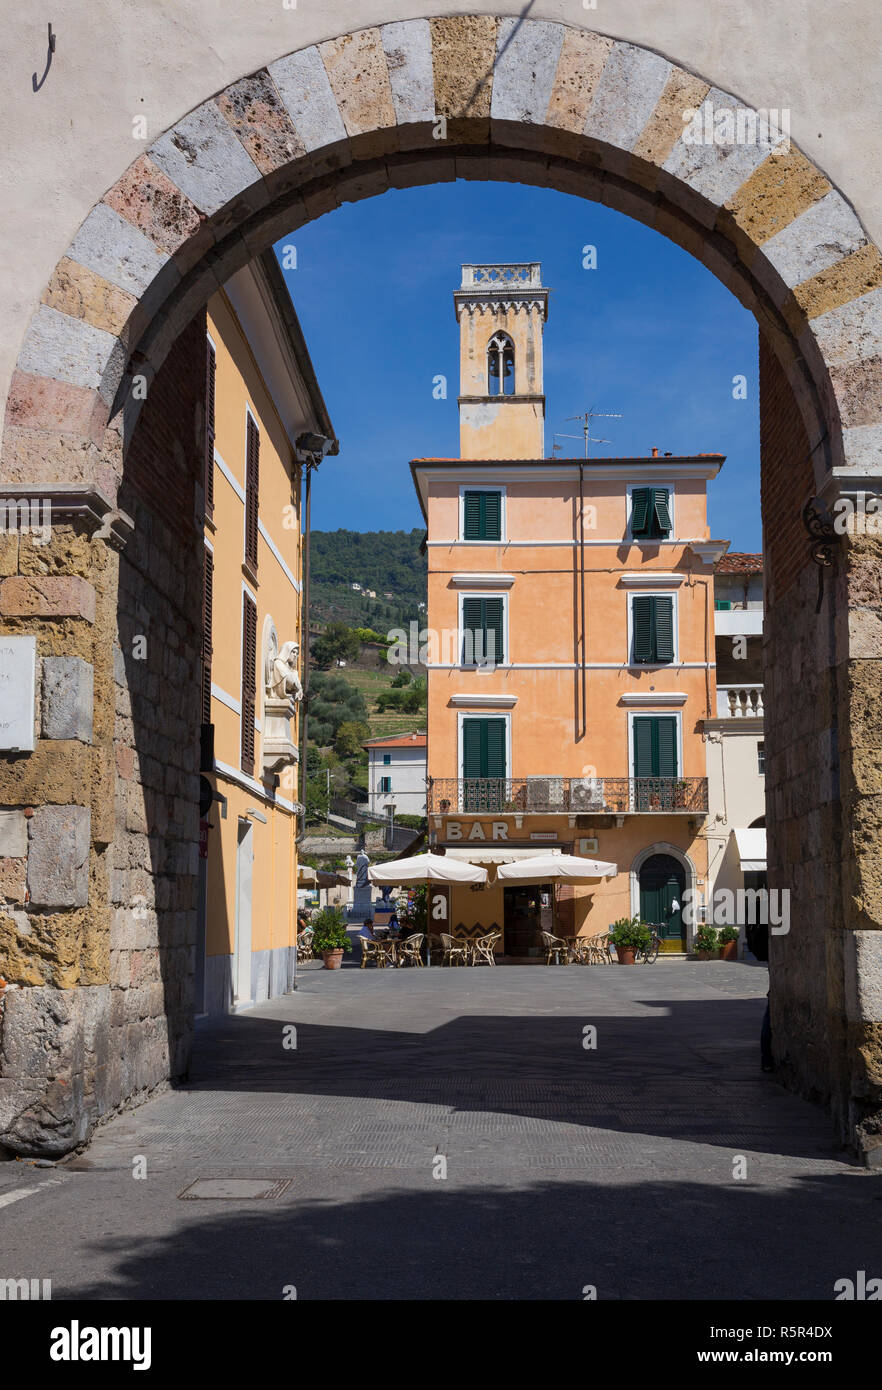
[454, 263, 549, 321]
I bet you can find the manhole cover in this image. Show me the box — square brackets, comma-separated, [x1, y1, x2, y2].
[178, 1178, 291, 1200]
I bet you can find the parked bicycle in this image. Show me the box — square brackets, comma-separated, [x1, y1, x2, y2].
[636, 924, 662, 964]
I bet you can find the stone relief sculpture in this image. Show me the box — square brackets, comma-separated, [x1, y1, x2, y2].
[262, 625, 301, 777]
[269, 640, 303, 704]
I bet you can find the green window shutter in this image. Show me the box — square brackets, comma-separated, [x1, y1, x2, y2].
[656, 718, 678, 777]
[482, 490, 502, 540]
[485, 719, 506, 778]
[463, 719, 507, 779]
[633, 717, 678, 777]
[463, 492, 482, 539]
[462, 596, 505, 664]
[463, 719, 484, 778]
[631, 488, 651, 536]
[632, 595, 654, 663]
[633, 717, 654, 777]
[714, 599, 731, 611]
[463, 490, 502, 540]
[653, 488, 672, 536]
[654, 596, 674, 662]
[462, 597, 482, 663]
[483, 597, 504, 665]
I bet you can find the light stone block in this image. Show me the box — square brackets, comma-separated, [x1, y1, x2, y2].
[66, 202, 169, 299]
[845, 930, 882, 1023]
[491, 18, 564, 125]
[381, 19, 435, 125]
[27, 804, 90, 908]
[17, 304, 118, 392]
[149, 100, 262, 216]
[0, 635, 36, 751]
[269, 47, 348, 152]
[808, 287, 882, 367]
[762, 190, 867, 289]
[0, 810, 27, 857]
[41, 656, 94, 741]
[662, 88, 776, 216]
[583, 42, 671, 151]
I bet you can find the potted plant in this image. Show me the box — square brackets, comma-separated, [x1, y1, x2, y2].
[310, 906, 352, 970]
[693, 923, 718, 960]
[718, 925, 739, 961]
[673, 778, 689, 808]
[609, 915, 651, 965]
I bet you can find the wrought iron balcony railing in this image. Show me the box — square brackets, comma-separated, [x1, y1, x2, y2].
[427, 777, 708, 816]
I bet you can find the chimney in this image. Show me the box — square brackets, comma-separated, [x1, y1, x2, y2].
[651, 446, 658, 458]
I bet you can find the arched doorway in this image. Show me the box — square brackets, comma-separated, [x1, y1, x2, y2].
[1, 16, 881, 1161]
[638, 854, 687, 953]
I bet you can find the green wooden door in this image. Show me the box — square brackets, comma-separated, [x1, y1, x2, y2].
[462, 718, 507, 810]
[633, 716, 677, 809]
[639, 854, 686, 946]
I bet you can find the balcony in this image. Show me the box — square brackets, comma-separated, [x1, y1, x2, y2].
[716, 684, 764, 719]
[427, 776, 708, 816]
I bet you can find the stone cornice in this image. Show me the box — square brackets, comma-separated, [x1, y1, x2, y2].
[0, 485, 134, 550]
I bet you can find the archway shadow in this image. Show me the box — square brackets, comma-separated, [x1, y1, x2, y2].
[59, 1169, 882, 1300]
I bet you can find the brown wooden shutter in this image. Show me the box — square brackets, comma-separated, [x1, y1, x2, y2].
[245, 414, 260, 572]
[201, 547, 214, 724]
[205, 341, 216, 518]
[241, 591, 257, 774]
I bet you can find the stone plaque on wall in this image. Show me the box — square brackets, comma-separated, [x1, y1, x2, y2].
[0, 635, 36, 751]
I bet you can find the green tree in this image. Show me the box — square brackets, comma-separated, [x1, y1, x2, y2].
[391, 669, 413, 688]
[335, 719, 370, 759]
[311, 622, 362, 669]
[308, 672, 367, 745]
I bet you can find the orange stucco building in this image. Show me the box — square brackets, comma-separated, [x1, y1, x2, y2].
[412, 263, 727, 954]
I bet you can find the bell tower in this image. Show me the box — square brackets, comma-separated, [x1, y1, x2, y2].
[455, 263, 549, 460]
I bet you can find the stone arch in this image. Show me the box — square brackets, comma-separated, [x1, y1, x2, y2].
[629, 841, 697, 946]
[5, 18, 880, 494]
[2, 16, 881, 1160]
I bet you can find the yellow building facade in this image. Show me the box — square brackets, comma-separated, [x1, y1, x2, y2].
[198, 252, 336, 1013]
[412, 263, 726, 955]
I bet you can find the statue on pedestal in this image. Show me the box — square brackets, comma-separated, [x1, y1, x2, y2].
[262, 630, 302, 777]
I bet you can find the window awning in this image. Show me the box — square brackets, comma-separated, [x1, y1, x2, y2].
[733, 827, 766, 871]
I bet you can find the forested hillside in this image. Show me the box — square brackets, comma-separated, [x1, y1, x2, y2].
[308, 528, 426, 630]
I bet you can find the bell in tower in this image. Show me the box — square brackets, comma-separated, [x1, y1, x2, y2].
[454, 263, 549, 461]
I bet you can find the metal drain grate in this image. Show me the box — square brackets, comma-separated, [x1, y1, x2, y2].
[178, 1177, 291, 1200]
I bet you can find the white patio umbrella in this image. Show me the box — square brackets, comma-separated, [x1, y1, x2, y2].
[495, 853, 617, 883]
[368, 852, 488, 885]
[368, 853, 488, 967]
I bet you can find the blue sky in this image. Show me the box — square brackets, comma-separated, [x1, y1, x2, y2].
[275, 180, 761, 551]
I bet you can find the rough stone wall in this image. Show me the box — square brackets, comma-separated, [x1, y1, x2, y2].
[762, 332, 882, 1161]
[0, 315, 203, 1155]
[0, 519, 118, 1153]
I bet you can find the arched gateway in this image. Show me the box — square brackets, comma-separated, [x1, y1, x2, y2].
[1, 16, 881, 1161]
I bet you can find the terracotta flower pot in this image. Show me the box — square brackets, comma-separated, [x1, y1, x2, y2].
[322, 949, 344, 970]
[616, 947, 637, 965]
[720, 940, 738, 961]
[695, 950, 714, 961]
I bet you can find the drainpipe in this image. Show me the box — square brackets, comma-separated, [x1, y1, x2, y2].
[293, 433, 338, 847]
[579, 462, 587, 740]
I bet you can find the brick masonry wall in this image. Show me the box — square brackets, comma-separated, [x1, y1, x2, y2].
[112, 311, 205, 1097]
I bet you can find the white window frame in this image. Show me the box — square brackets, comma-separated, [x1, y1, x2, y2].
[457, 711, 513, 784]
[457, 590, 510, 670]
[627, 710, 684, 782]
[625, 481, 676, 543]
[458, 484, 507, 544]
[626, 589, 679, 667]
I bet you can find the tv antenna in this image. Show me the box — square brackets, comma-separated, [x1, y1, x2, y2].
[555, 406, 623, 459]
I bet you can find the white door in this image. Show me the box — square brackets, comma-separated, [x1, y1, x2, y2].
[234, 819, 253, 1007]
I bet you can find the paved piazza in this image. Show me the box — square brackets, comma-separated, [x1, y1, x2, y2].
[2, 960, 880, 1301]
